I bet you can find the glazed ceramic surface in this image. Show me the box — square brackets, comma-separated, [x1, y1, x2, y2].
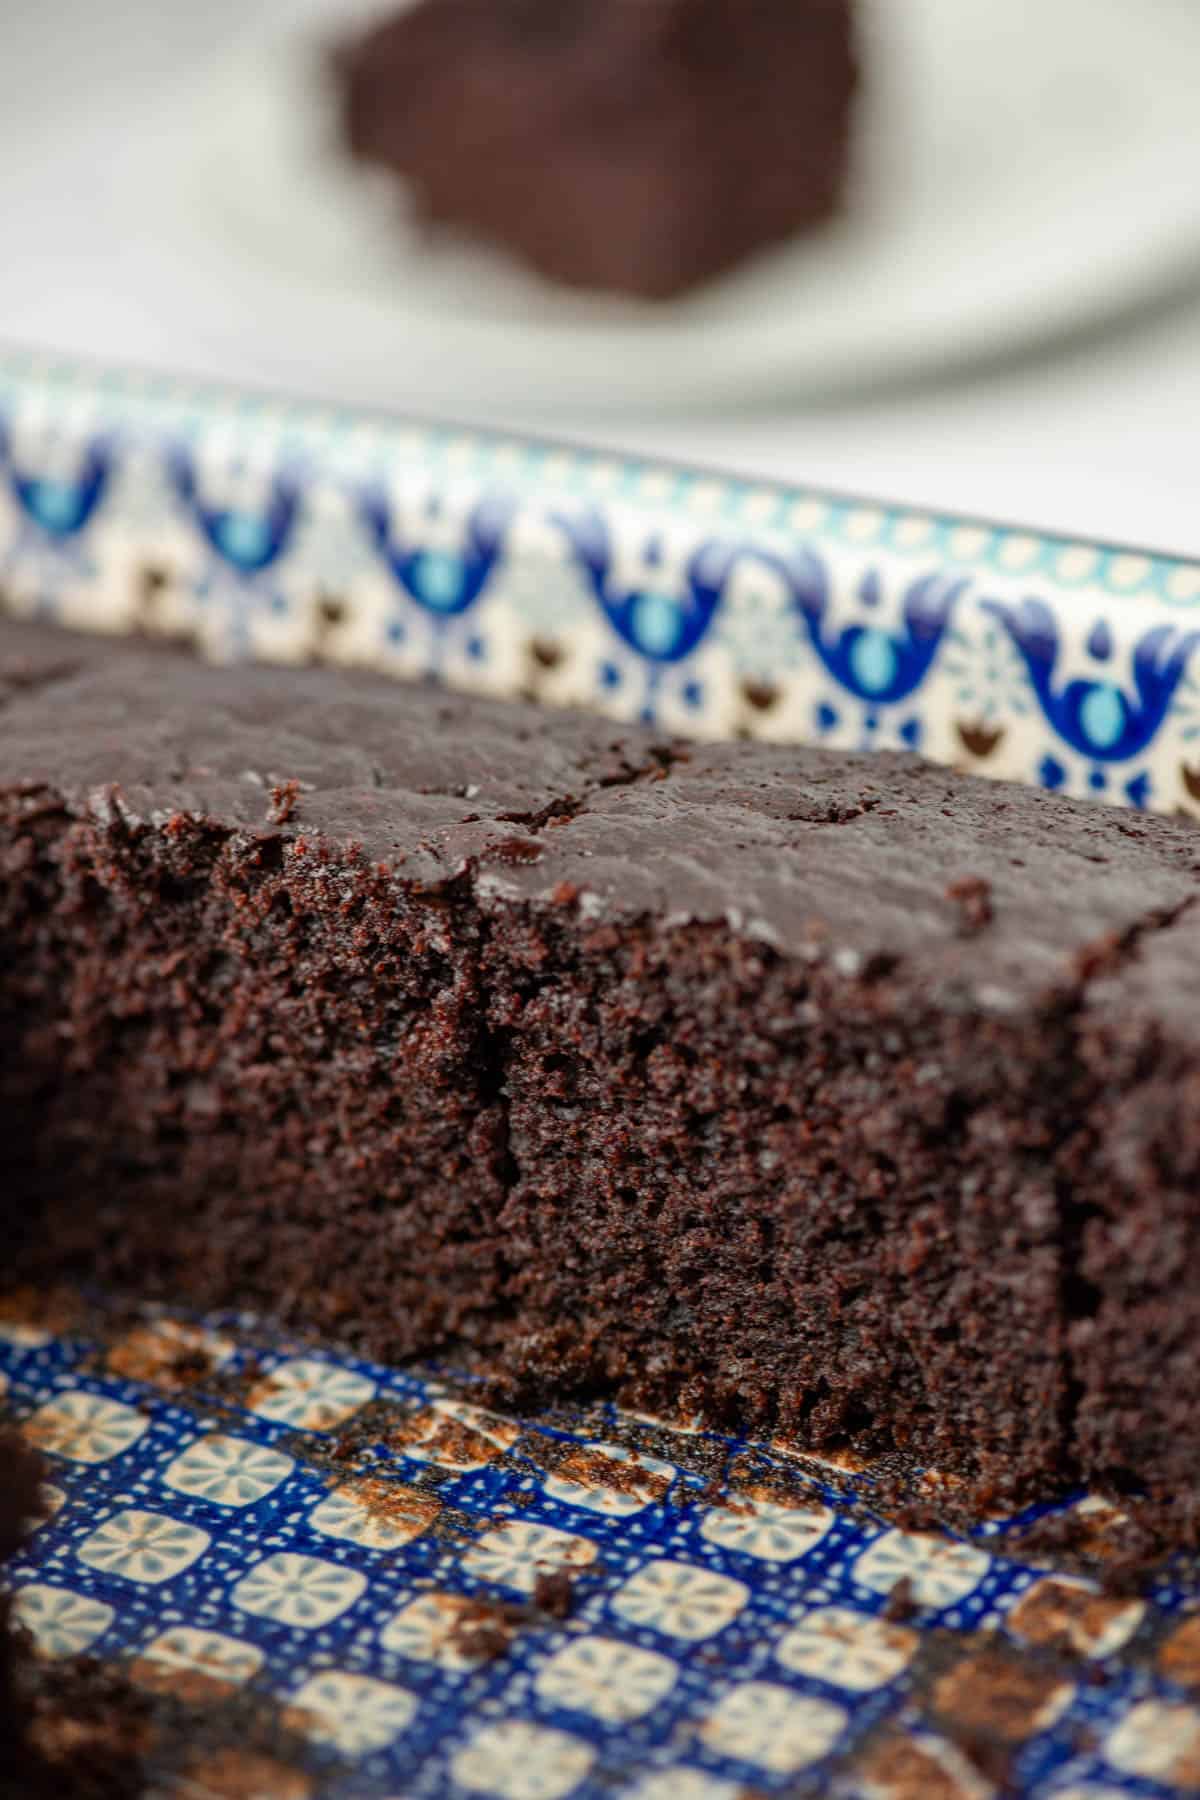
[2, 1298, 1193, 1799]
[3, 348, 1200, 816]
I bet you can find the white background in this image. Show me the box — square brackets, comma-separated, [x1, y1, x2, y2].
[2, 0, 1199, 558]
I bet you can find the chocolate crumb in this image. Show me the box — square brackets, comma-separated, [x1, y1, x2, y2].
[946, 875, 993, 933]
[268, 780, 302, 826]
[444, 1597, 527, 1663]
[533, 1568, 575, 1620]
[450, 1622, 512, 1663]
[883, 1575, 918, 1622]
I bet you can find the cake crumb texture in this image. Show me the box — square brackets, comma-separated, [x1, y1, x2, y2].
[3, 622, 1200, 1523]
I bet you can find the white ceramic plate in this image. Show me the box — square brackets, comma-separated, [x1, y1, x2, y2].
[8, 0, 1200, 425]
[140, 0, 1200, 421]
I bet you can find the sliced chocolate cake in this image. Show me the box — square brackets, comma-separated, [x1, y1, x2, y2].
[2, 621, 1200, 1519]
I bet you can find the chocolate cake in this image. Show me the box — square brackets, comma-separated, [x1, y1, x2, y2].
[333, 0, 858, 298]
[0, 1432, 148, 1797]
[0, 1430, 43, 1785]
[3, 620, 1200, 1517]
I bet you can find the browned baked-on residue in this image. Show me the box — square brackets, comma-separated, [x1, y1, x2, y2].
[178, 1748, 312, 1800]
[1006, 1576, 1144, 1660]
[126, 1655, 241, 1709]
[385, 1401, 519, 1472]
[930, 1646, 1074, 1746]
[106, 1321, 227, 1392]
[1159, 1614, 1200, 1688]
[549, 1445, 671, 1508]
[323, 1476, 442, 1546]
[853, 1728, 990, 1800]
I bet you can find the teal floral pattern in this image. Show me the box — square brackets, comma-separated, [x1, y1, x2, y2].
[3, 349, 1200, 815]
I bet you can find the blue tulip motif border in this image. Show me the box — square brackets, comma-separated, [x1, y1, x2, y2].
[2, 347, 1200, 816]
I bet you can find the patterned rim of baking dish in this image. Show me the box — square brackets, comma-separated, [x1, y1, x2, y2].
[2, 343, 1199, 817]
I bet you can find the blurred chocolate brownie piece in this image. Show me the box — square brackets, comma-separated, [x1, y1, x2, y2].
[334, 0, 858, 297]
